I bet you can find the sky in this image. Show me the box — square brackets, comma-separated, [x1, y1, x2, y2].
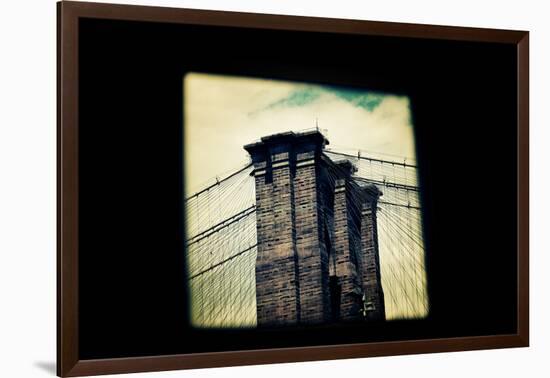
[184, 72, 416, 195]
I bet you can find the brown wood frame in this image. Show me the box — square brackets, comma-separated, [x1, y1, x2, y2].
[57, 1, 529, 376]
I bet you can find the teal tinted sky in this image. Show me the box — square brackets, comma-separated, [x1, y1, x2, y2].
[260, 86, 384, 113]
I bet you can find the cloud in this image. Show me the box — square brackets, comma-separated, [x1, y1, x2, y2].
[264, 86, 322, 109]
[327, 88, 384, 111]
[256, 85, 387, 116]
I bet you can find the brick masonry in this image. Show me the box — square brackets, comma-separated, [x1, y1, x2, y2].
[360, 187, 386, 321]
[244, 131, 385, 326]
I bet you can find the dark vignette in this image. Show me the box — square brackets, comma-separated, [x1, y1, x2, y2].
[78, 18, 517, 359]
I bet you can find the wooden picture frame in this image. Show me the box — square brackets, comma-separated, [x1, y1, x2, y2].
[58, 1, 529, 376]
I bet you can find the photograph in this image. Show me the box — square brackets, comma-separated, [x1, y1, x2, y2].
[184, 73, 428, 328]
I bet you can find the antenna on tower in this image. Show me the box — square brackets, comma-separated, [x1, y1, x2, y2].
[315, 117, 319, 131]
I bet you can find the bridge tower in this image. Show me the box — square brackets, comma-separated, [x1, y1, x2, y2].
[244, 131, 385, 327]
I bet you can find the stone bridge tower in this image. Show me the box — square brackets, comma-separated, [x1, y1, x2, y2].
[244, 131, 385, 327]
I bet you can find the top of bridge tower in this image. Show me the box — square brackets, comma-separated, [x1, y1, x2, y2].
[243, 130, 329, 158]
